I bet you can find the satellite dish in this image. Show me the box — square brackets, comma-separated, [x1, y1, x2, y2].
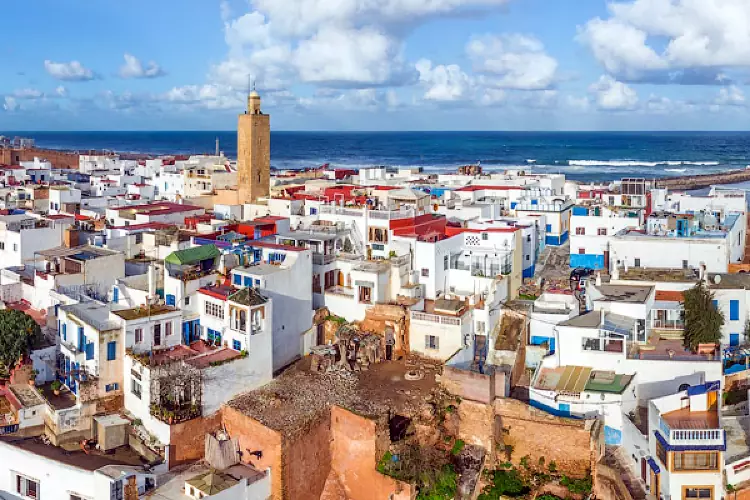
[714, 275, 722, 285]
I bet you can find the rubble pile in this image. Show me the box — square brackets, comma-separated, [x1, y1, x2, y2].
[310, 324, 384, 373]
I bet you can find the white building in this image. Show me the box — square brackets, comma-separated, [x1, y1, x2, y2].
[569, 204, 643, 270]
[0, 214, 69, 269]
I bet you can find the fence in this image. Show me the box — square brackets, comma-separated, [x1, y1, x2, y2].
[411, 311, 467, 326]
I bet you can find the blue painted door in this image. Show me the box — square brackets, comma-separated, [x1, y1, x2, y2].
[558, 403, 571, 416]
[112, 286, 119, 303]
[549, 337, 556, 354]
[731, 333, 740, 347]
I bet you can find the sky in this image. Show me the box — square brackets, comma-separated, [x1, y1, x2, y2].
[3, 0, 750, 131]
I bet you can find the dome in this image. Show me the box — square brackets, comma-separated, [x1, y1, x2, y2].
[249, 90, 260, 98]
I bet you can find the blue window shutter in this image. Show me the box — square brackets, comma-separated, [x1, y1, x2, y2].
[731, 333, 740, 347]
[255, 279, 261, 287]
[546, 224, 552, 232]
[166, 294, 175, 306]
[78, 326, 84, 351]
[86, 342, 94, 360]
[712, 300, 719, 311]
[233, 340, 241, 351]
[233, 274, 242, 285]
[730, 300, 740, 321]
[107, 341, 116, 361]
[113, 287, 119, 303]
[244, 277, 252, 287]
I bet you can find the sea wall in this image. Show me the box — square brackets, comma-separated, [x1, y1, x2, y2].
[655, 168, 750, 190]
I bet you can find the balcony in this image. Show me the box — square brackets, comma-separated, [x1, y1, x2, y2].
[650, 318, 684, 330]
[411, 311, 468, 327]
[312, 252, 335, 266]
[659, 414, 724, 447]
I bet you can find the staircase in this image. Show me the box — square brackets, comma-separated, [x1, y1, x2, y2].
[472, 335, 488, 374]
[348, 223, 366, 256]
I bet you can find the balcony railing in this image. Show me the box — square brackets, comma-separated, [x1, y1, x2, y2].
[660, 417, 724, 446]
[411, 311, 468, 326]
[312, 253, 335, 265]
[651, 319, 685, 330]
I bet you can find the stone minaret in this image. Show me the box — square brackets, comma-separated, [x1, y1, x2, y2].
[237, 88, 270, 204]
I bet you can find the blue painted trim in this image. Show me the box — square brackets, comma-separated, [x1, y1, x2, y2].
[544, 231, 570, 247]
[522, 264, 536, 278]
[647, 457, 661, 474]
[604, 426, 623, 445]
[572, 206, 589, 216]
[687, 380, 720, 396]
[570, 254, 605, 270]
[529, 399, 581, 419]
[653, 430, 726, 451]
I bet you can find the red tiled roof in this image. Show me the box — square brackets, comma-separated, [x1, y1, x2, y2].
[655, 290, 684, 302]
[46, 214, 73, 220]
[108, 222, 175, 231]
[198, 284, 234, 301]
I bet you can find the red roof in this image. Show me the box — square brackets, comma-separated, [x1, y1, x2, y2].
[454, 185, 520, 192]
[46, 214, 73, 220]
[655, 290, 684, 302]
[198, 284, 234, 301]
[108, 222, 175, 231]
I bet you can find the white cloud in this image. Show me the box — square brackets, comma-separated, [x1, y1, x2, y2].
[55, 86, 67, 97]
[579, 0, 750, 83]
[214, 0, 510, 90]
[44, 60, 95, 81]
[467, 34, 558, 90]
[416, 59, 474, 102]
[565, 95, 591, 112]
[293, 26, 411, 86]
[2, 97, 19, 112]
[589, 75, 638, 111]
[118, 54, 165, 79]
[163, 84, 244, 110]
[715, 85, 746, 106]
[13, 89, 43, 99]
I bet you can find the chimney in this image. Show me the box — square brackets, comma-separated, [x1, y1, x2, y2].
[148, 262, 156, 302]
[595, 272, 602, 287]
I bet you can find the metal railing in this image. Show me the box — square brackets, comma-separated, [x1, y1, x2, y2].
[312, 253, 335, 265]
[411, 311, 467, 326]
[651, 319, 685, 330]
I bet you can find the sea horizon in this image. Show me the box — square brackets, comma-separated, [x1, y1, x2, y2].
[4, 130, 750, 183]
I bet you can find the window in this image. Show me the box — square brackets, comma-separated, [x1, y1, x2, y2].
[205, 301, 224, 319]
[134, 328, 143, 343]
[105, 383, 119, 392]
[62, 323, 67, 341]
[233, 340, 241, 351]
[730, 300, 740, 321]
[634, 258, 641, 268]
[683, 487, 713, 498]
[0, 242, 4, 250]
[575, 227, 585, 235]
[577, 248, 584, 254]
[107, 341, 116, 361]
[14, 473, 39, 498]
[443, 255, 448, 270]
[425, 335, 439, 350]
[481, 233, 488, 240]
[656, 439, 667, 466]
[131, 379, 142, 399]
[682, 260, 689, 269]
[135, 233, 143, 244]
[545, 224, 552, 232]
[166, 294, 175, 306]
[255, 279, 261, 287]
[526, 234, 531, 242]
[421, 268, 429, 277]
[12, 244, 17, 252]
[526, 255, 530, 261]
[184, 296, 190, 306]
[233, 274, 242, 286]
[673, 452, 719, 471]
[86, 343, 94, 360]
[165, 322, 173, 336]
[476, 321, 485, 334]
[597, 228, 607, 236]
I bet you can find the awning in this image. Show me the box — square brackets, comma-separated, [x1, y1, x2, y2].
[165, 244, 220, 265]
[647, 457, 661, 474]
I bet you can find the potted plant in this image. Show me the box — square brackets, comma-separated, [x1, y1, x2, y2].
[28, 369, 39, 386]
[50, 380, 62, 396]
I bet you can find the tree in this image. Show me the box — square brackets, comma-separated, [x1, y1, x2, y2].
[0, 309, 42, 369]
[682, 282, 724, 351]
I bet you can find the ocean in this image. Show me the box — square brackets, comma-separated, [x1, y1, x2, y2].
[5, 131, 750, 182]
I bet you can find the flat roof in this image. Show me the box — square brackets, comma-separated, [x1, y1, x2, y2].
[559, 311, 601, 328]
[0, 437, 148, 472]
[724, 416, 750, 463]
[662, 407, 719, 430]
[8, 384, 44, 408]
[618, 267, 697, 283]
[233, 263, 285, 276]
[592, 284, 653, 303]
[112, 304, 179, 321]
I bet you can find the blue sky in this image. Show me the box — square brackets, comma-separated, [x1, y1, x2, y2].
[2, 0, 750, 131]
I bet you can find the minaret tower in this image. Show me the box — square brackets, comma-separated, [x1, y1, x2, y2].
[237, 82, 270, 204]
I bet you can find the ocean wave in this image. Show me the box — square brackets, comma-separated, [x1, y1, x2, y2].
[664, 168, 687, 173]
[568, 159, 721, 167]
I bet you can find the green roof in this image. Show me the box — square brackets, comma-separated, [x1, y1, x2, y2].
[165, 244, 220, 266]
[584, 372, 633, 394]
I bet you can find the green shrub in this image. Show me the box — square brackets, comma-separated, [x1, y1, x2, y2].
[560, 475, 593, 495]
[450, 439, 465, 456]
[477, 469, 530, 499]
[416, 465, 457, 500]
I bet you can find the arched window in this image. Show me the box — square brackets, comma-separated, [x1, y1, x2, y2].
[678, 383, 690, 392]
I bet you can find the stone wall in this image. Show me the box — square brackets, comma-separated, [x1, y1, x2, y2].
[655, 168, 750, 190]
[221, 405, 284, 498]
[282, 414, 332, 500]
[360, 303, 410, 355]
[442, 366, 497, 404]
[328, 406, 414, 500]
[0, 148, 82, 169]
[458, 399, 496, 452]
[168, 412, 222, 468]
[492, 398, 602, 478]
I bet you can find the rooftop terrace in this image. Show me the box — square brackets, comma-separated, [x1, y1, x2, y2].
[112, 304, 178, 321]
[534, 366, 633, 394]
